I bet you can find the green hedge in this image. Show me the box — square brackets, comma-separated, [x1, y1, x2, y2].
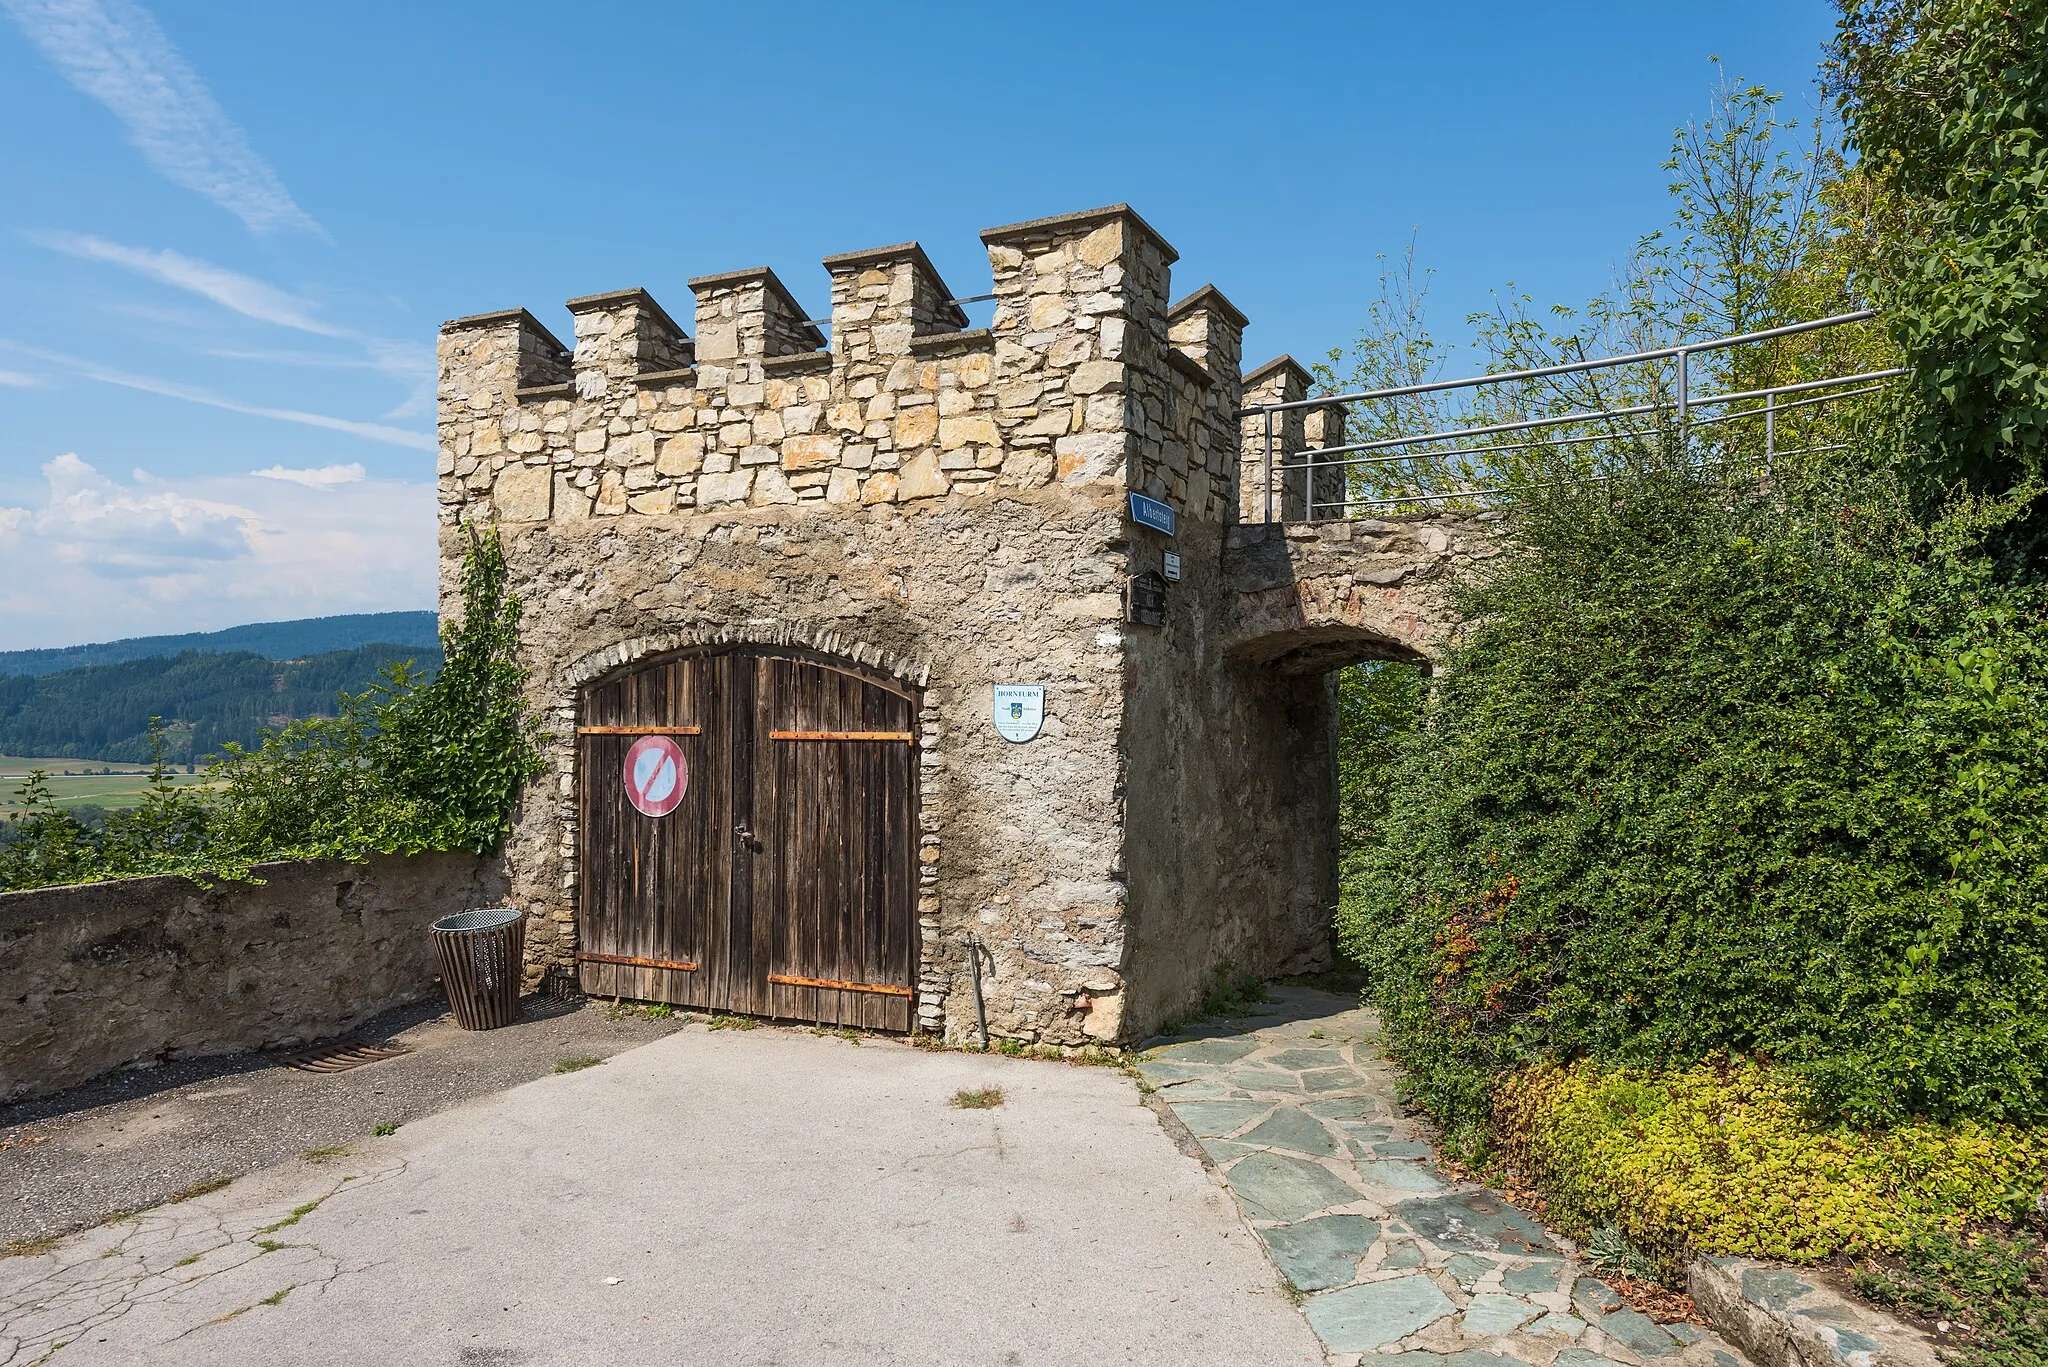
[1337, 464, 2048, 1138]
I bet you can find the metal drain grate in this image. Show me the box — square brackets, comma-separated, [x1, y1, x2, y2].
[283, 1040, 411, 1073]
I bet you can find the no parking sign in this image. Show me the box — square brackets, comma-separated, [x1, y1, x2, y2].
[623, 735, 688, 817]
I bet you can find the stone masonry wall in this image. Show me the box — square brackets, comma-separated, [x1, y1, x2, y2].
[439, 202, 1492, 1044]
[440, 206, 1193, 1045]
[0, 853, 503, 1101]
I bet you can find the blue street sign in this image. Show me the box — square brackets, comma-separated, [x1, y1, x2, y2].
[1128, 492, 1175, 537]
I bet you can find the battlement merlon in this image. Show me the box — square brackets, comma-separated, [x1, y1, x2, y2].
[437, 308, 573, 414]
[1161, 285, 1249, 521]
[1239, 355, 1348, 522]
[978, 204, 1178, 491]
[687, 266, 826, 377]
[565, 288, 693, 402]
[1168, 285, 1247, 390]
[436, 204, 1306, 525]
[822, 242, 971, 371]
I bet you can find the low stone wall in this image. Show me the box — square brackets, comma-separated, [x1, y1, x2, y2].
[0, 852, 504, 1102]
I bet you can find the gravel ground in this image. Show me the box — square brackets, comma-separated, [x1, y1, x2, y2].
[0, 994, 686, 1247]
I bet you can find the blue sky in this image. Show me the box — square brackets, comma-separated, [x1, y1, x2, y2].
[0, 0, 1838, 650]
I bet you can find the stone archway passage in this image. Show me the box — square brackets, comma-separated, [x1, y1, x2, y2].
[576, 647, 920, 1030]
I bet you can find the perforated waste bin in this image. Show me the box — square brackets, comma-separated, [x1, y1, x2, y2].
[430, 907, 526, 1030]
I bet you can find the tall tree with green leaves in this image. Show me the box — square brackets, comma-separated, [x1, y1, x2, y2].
[1317, 68, 1895, 507]
[1832, 0, 2048, 494]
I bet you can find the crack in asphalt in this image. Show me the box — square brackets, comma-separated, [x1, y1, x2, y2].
[0, 1163, 406, 1365]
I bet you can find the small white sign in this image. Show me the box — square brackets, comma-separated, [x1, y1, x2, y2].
[1163, 551, 1183, 582]
[992, 684, 1045, 743]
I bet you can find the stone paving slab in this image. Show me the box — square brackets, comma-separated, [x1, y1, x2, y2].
[1686, 1253, 1941, 1367]
[1144, 985, 1760, 1367]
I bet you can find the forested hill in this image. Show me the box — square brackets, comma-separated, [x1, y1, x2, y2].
[0, 644, 443, 764]
[0, 612, 439, 678]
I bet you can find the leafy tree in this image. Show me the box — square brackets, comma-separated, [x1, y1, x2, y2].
[1316, 70, 1896, 508]
[1336, 661, 1428, 857]
[209, 523, 546, 859]
[1832, 0, 2048, 493]
[98, 721, 211, 875]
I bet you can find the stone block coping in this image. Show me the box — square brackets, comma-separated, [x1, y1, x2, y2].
[1166, 348, 1215, 388]
[513, 382, 574, 401]
[819, 241, 971, 330]
[1244, 354, 1314, 391]
[1170, 283, 1249, 331]
[907, 328, 993, 356]
[1688, 1254, 1938, 1367]
[630, 367, 697, 388]
[439, 307, 569, 352]
[563, 286, 689, 340]
[979, 202, 1179, 265]
[761, 350, 833, 374]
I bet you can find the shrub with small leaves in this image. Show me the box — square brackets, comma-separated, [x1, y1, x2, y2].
[1493, 1057, 2047, 1275]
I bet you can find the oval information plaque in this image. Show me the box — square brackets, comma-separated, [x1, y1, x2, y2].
[992, 684, 1045, 743]
[623, 734, 688, 817]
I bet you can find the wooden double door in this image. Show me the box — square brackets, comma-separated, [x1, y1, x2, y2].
[576, 647, 919, 1030]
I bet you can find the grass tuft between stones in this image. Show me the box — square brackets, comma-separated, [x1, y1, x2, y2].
[951, 1087, 1005, 1110]
[169, 1175, 230, 1203]
[2, 1233, 61, 1259]
[553, 1056, 603, 1074]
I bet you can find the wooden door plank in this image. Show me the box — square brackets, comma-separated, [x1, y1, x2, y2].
[729, 650, 761, 1016]
[739, 648, 920, 1031]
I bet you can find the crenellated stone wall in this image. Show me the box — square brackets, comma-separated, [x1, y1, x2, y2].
[438, 202, 1487, 1045]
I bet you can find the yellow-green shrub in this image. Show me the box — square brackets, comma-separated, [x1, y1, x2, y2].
[1494, 1059, 2048, 1271]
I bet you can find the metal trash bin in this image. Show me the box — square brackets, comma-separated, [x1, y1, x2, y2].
[430, 907, 526, 1031]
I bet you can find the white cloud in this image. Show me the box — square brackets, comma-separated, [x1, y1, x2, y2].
[0, 454, 436, 649]
[252, 462, 365, 489]
[207, 347, 380, 369]
[7, 452, 253, 576]
[0, 369, 41, 387]
[0, 341, 437, 451]
[2, 0, 320, 236]
[33, 233, 437, 410]
[32, 231, 343, 335]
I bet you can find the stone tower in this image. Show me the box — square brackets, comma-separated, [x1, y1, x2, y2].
[437, 204, 1485, 1045]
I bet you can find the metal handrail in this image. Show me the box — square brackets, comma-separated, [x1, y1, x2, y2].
[1246, 310, 1897, 523]
[1280, 375, 1902, 475]
[1237, 309, 1878, 418]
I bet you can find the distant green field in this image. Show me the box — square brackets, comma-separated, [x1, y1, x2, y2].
[0, 756, 215, 817]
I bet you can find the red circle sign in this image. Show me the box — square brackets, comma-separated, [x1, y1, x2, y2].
[623, 735, 688, 818]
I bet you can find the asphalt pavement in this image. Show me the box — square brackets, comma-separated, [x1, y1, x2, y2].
[1, 994, 685, 1247]
[0, 1020, 1324, 1366]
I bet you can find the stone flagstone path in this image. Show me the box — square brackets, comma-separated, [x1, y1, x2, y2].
[1141, 985, 1757, 1367]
